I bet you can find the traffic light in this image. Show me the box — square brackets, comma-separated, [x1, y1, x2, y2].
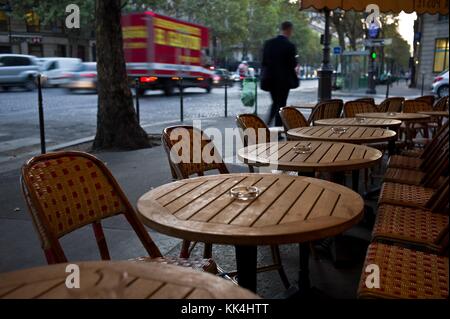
[371, 51, 377, 60]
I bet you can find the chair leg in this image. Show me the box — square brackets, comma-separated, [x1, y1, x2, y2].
[270, 245, 290, 289]
[203, 243, 213, 258]
[248, 165, 255, 173]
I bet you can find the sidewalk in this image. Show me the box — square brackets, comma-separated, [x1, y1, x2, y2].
[0, 115, 373, 298]
[333, 81, 424, 101]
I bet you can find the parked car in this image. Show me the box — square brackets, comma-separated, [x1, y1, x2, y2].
[230, 72, 241, 82]
[65, 62, 97, 92]
[432, 70, 449, 98]
[39, 58, 82, 87]
[212, 69, 234, 87]
[0, 54, 40, 91]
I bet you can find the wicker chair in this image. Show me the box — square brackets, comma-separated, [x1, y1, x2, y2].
[357, 242, 448, 299]
[354, 97, 375, 106]
[279, 106, 309, 134]
[343, 100, 376, 118]
[415, 95, 435, 108]
[162, 125, 290, 288]
[373, 183, 449, 254]
[378, 176, 449, 210]
[402, 100, 436, 140]
[434, 96, 449, 111]
[236, 113, 271, 147]
[377, 97, 404, 113]
[383, 142, 448, 187]
[20, 151, 217, 274]
[308, 99, 343, 124]
[388, 122, 449, 170]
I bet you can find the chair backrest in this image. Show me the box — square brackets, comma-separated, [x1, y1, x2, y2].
[236, 113, 271, 147]
[21, 151, 162, 264]
[415, 95, 435, 108]
[162, 125, 229, 179]
[420, 122, 449, 166]
[279, 106, 309, 131]
[434, 96, 449, 111]
[354, 97, 375, 106]
[343, 101, 376, 117]
[308, 99, 343, 123]
[421, 143, 449, 188]
[377, 97, 404, 113]
[427, 176, 449, 213]
[403, 100, 433, 113]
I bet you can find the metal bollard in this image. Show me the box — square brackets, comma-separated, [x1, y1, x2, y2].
[421, 73, 425, 96]
[179, 77, 184, 122]
[224, 78, 228, 118]
[254, 77, 258, 115]
[134, 78, 140, 124]
[385, 77, 390, 99]
[37, 74, 46, 154]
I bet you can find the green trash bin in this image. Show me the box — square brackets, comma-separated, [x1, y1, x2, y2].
[241, 78, 257, 107]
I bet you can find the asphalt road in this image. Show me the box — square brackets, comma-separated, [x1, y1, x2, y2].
[0, 80, 319, 161]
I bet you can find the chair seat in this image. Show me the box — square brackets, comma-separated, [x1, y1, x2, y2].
[133, 256, 218, 274]
[383, 167, 424, 185]
[357, 242, 448, 299]
[400, 149, 424, 158]
[388, 155, 422, 170]
[373, 204, 449, 253]
[379, 182, 435, 208]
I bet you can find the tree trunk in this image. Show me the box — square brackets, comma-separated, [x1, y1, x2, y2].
[93, 0, 150, 150]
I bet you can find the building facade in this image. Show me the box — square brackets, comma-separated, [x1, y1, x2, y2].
[413, 13, 449, 87]
[0, 9, 95, 61]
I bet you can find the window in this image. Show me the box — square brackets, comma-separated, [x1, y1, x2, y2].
[0, 56, 31, 66]
[0, 10, 8, 32]
[433, 38, 449, 73]
[57, 44, 67, 57]
[25, 11, 40, 32]
[28, 43, 43, 57]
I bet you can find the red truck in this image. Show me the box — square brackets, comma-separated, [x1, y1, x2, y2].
[121, 11, 214, 96]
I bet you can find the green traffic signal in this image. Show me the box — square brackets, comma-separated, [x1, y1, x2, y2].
[371, 52, 377, 59]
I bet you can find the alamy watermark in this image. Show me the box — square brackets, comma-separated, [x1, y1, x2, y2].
[65, 4, 80, 29]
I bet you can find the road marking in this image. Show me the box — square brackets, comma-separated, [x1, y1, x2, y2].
[0, 137, 46, 153]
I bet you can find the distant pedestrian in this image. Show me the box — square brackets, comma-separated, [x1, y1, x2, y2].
[260, 21, 299, 127]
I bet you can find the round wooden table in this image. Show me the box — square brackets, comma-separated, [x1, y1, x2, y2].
[287, 126, 397, 144]
[137, 173, 364, 293]
[0, 261, 258, 299]
[355, 112, 431, 121]
[314, 117, 401, 128]
[418, 111, 449, 117]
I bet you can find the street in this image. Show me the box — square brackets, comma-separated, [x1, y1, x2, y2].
[0, 80, 320, 161]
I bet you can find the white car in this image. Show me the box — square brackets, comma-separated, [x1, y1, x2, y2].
[431, 70, 449, 98]
[39, 58, 82, 87]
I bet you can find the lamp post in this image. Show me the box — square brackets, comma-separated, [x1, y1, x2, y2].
[317, 8, 333, 101]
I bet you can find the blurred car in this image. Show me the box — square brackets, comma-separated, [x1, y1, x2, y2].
[212, 69, 234, 87]
[230, 72, 241, 82]
[432, 70, 449, 98]
[65, 62, 97, 92]
[39, 58, 82, 87]
[0, 54, 40, 91]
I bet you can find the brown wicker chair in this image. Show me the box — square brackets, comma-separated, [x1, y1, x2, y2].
[415, 95, 435, 108]
[308, 99, 343, 124]
[163, 125, 290, 288]
[20, 151, 217, 274]
[279, 106, 309, 133]
[236, 113, 270, 147]
[377, 97, 404, 113]
[357, 242, 448, 299]
[434, 96, 449, 111]
[354, 97, 375, 106]
[372, 204, 448, 254]
[343, 100, 376, 118]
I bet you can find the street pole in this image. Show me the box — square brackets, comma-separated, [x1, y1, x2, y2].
[134, 78, 140, 124]
[318, 9, 333, 101]
[366, 46, 377, 94]
[385, 76, 390, 98]
[224, 77, 228, 118]
[254, 77, 258, 115]
[37, 74, 46, 154]
[421, 73, 425, 96]
[179, 77, 184, 122]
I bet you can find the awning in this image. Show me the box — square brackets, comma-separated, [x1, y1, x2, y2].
[300, 0, 449, 15]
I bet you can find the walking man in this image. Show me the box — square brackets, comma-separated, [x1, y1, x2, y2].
[261, 21, 299, 127]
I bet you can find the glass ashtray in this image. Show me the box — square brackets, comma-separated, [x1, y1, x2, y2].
[356, 117, 366, 123]
[388, 112, 397, 116]
[331, 127, 348, 134]
[230, 186, 260, 201]
[293, 145, 312, 154]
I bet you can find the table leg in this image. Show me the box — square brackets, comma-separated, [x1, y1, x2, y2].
[235, 245, 257, 292]
[351, 170, 360, 193]
[298, 242, 311, 294]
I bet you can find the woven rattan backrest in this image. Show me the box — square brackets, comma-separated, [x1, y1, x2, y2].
[309, 99, 343, 123]
[162, 125, 229, 179]
[422, 144, 449, 188]
[279, 106, 309, 131]
[21, 151, 162, 264]
[354, 98, 375, 106]
[236, 113, 270, 147]
[377, 97, 404, 113]
[415, 95, 435, 108]
[427, 177, 449, 213]
[434, 96, 449, 111]
[343, 101, 376, 117]
[420, 123, 449, 167]
[403, 100, 433, 113]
